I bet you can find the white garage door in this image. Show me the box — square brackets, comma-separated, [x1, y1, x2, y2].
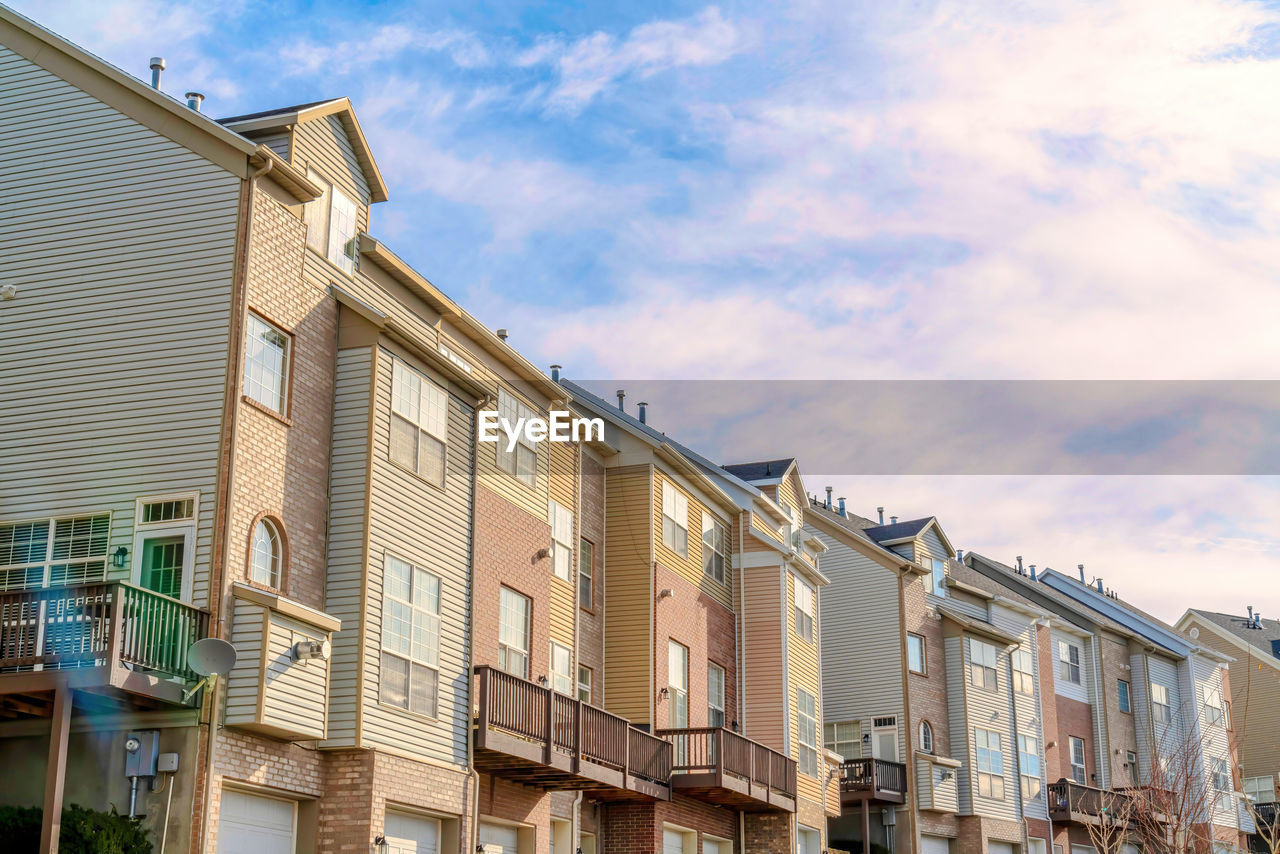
[664, 828, 687, 854]
[703, 838, 731, 854]
[1071, 847, 1098, 854]
[384, 811, 439, 854]
[989, 842, 1017, 854]
[479, 821, 520, 854]
[218, 790, 295, 854]
[921, 836, 952, 854]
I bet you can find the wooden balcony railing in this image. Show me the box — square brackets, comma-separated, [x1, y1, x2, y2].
[472, 665, 671, 799]
[0, 582, 208, 703]
[656, 726, 797, 812]
[840, 758, 908, 805]
[1255, 802, 1279, 828]
[1048, 780, 1141, 826]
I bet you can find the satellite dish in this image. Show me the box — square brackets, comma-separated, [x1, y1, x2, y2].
[188, 638, 237, 677]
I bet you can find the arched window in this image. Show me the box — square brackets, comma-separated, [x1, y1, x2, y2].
[250, 518, 282, 587]
[920, 720, 934, 754]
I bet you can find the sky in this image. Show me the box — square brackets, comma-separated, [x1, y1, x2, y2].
[13, 0, 1280, 622]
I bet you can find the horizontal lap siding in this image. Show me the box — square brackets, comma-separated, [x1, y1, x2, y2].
[292, 114, 370, 234]
[322, 346, 374, 747]
[1196, 630, 1280, 787]
[651, 471, 733, 610]
[742, 564, 784, 751]
[262, 612, 330, 739]
[945, 635, 970, 812]
[961, 634, 1017, 821]
[225, 599, 267, 727]
[360, 346, 473, 767]
[991, 604, 1047, 820]
[0, 45, 238, 607]
[603, 465, 653, 725]
[1193, 654, 1235, 826]
[788, 570, 824, 804]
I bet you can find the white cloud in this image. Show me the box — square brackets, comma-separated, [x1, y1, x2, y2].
[279, 24, 491, 77]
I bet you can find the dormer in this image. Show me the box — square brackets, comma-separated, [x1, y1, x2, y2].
[860, 516, 954, 598]
[720, 458, 826, 569]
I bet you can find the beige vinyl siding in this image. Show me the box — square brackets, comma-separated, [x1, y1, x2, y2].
[321, 345, 375, 747]
[750, 512, 784, 546]
[0, 44, 240, 608]
[944, 634, 971, 810]
[254, 130, 291, 161]
[960, 633, 1018, 821]
[651, 470, 733, 609]
[292, 113, 370, 233]
[359, 345, 474, 766]
[603, 465, 653, 724]
[548, 440, 577, 649]
[225, 598, 268, 727]
[741, 564, 785, 750]
[787, 570, 824, 804]
[1130, 652, 1154, 782]
[918, 529, 949, 563]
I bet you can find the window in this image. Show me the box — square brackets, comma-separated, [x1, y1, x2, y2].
[1012, 649, 1035, 695]
[701, 513, 727, 584]
[249, 518, 282, 587]
[243, 313, 290, 415]
[797, 688, 819, 777]
[907, 633, 926, 674]
[970, 639, 999, 690]
[920, 720, 934, 754]
[577, 665, 592, 703]
[1211, 757, 1230, 792]
[390, 360, 448, 485]
[930, 557, 947, 595]
[1057, 640, 1082, 684]
[1117, 679, 1132, 713]
[0, 514, 113, 591]
[1069, 736, 1087, 785]
[1151, 683, 1172, 724]
[303, 167, 358, 274]
[381, 556, 441, 717]
[498, 587, 531, 678]
[661, 481, 689, 557]
[134, 496, 197, 601]
[825, 721, 860, 759]
[1126, 751, 1139, 786]
[1245, 776, 1275, 803]
[793, 575, 816, 643]
[549, 500, 574, 582]
[974, 728, 1005, 799]
[1203, 688, 1225, 727]
[495, 389, 537, 486]
[141, 498, 194, 525]
[550, 641, 573, 695]
[578, 538, 594, 609]
[668, 640, 689, 727]
[708, 662, 726, 727]
[1020, 734, 1042, 800]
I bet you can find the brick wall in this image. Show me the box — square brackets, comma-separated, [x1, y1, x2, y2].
[654, 562, 738, 730]
[478, 774, 550, 850]
[1053, 696, 1097, 786]
[602, 796, 741, 854]
[905, 573, 960, 844]
[1099, 633, 1139, 786]
[743, 811, 790, 854]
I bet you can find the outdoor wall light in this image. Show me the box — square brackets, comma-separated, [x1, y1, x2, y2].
[371, 835, 388, 854]
[112, 546, 129, 568]
[537, 675, 548, 686]
[658, 687, 669, 699]
[862, 733, 871, 744]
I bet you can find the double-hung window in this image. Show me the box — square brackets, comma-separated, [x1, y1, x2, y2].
[662, 482, 689, 557]
[930, 557, 947, 595]
[1204, 688, 1226, 727]
[303, 167, 358, 274]
[907, 633, 926, 675]
[708, 662, 726, 727]
[549, 500, 574, 582]
[793, 575, 815, 643]
[495, 390, 537, 486]
[390, 360, 448, 485]
[1012, 649, 1035, 695]
[244, 312, 290, 415]
[1019, 734, 1042, 800]
[1245, 775, 1274, 803]
[1117, 679, 1132, 713]
[668, 640, 689, 727]
[1058, 640, 1082, 684]
[1069, 736, 1087, 784]
[578, 538, 594, 609]
[970, 639, 999, 690]
[577, 665, 592, 703]
[549, 641, 573, 695]
[797, 688, 819, 777]
[381, 555, 441, 717]
[1211, 757, 1230, 792]
[701, 513, 727, 584]
[498, 586, 531, 678]
[974, 728, 1005, 799]
[825, 722, 860, 760]
[1151, 683, 1172, 724]
[1, 514, 113, 591]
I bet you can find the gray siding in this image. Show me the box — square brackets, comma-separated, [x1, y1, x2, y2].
[0, 44, 240, 608]
[225, 598, 267, 724]
[961, 634, 1018, 821]
[991, 603, 1048, 820]
[945, 635, 970, 810]
[292, 113, 370, 233]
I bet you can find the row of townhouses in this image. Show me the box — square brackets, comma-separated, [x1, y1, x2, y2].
[0, 6, 1274, 854]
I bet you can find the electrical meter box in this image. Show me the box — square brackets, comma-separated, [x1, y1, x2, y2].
[124, 730, 159, 777]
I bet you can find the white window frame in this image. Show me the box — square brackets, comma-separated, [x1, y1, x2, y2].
[1069, 736, 1087, 785]
[701, 512, 727, 584]
[793, 574, 815, 643]
[970, 638, 999, 690]
[1245, 775, 1274, 803]
[248, 517, 282, 588]
[1211, 756, 1230, 792]
[1058, 640, 1082, 684]
[930, 557, 946, 595]
[577, 664, 592, 703]
[1203, 687, 1226, 727]
[1011, 648, 1034, 695]
[495, 389, 538, 486]
[498, 586, 531, 678]
[797, 687, 819, 777]
[327, 184, 358, 274]
[549, 641, 573, 695]
[132, 498, 195, 602]
[578, 537, 594, 610]
[974, 727, 1005, 799]
[1019, 734, 1043, 800]
[1117, 679, 1132, 713]
[1151, 683, 1172, 724]
[661, 481, 689, 557]
[907, 633, 926, 675]
[825, 721, 860, 760]
[380, 554, 441, 718]
[920, 720, 934, 754]
[549, 500, 574, 583]
[389, 359, 449, 486]
[243, 311, 291, 415]
[708, 661, 726, 727]
[668, 639, 689, 727]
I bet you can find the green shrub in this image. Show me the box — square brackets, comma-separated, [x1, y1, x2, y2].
[0, 803, 152, 853]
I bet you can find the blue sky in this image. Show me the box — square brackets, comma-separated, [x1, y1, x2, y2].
[15, 0, 1280, 619]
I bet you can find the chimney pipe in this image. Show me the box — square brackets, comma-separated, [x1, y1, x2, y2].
[890, 516, 898, 525]
[956, 549, 964, 561]
[1016, 555, 1024, 572]
[149, 56, 165, 90]
[837, 497, 846, 518]
[876, 507, 884, 525]
[550, 364, 561, 382]
[637, 402, 648, 424]
[185, 91, 205, 112]
[616, 389, 625, 411]
[1078, 564, 1086, 583]
[1095, 578, 1104, 593]
[1029, 564, 1037, 581]
[824, 486, 833, 510]
[496, 328, 508, 341]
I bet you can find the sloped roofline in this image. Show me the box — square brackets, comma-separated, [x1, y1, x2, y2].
[1177, 610, 1278, 673]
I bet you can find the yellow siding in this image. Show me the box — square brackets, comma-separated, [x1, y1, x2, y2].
[741, 564, 784, 750]
[777, 473, 803, 514]
[750, 511, 784, 545]
[604, 465, 654, 725]
[788, 570, 824, 804]
[651, 470, 733, 609]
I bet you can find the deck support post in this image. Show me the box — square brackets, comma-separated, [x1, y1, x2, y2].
[40, 681, 72, 854]
[862, 798, 871, 854]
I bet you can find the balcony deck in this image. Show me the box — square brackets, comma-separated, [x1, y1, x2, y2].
[840, 758, 907, 806]
[657, 727, 797, 813]
[1048, 780, 1147, 827]
[0, 582, 208, 711]
[472, 665, 672, 801]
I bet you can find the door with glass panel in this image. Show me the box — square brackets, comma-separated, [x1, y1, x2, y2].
[668, 640, 689, 768]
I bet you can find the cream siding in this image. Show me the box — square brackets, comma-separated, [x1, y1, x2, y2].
[602, 465, 653, 725]
[741, 564, 785, 750]
[651, 470, 733, 610]
[787, 569, 824, 803]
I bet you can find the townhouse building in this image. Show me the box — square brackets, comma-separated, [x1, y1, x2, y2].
[1175, 609, 1280, 850]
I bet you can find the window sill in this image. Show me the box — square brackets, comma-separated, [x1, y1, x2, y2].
[242, 394, 293, 426]
[376, 700, 439, 724]
[306, 244, 356, 279]
[388, 455, 447, 491]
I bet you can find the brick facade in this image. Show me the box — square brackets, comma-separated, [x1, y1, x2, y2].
[654, 562, 739, 731]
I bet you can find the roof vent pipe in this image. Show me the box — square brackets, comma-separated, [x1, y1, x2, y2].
[637, 402, 647, 424]
[1016, 555, 1024, 573]
[149, 56, 165, 90]
[1029, 564, 1037, 581]
[1078, 564, 1086, 583]
[837, 497, 846, 518]
[890, 515, 898, 525]
[616, 389, 625, 411]
[549, 364, 561, 382]
[824, 486, 833, 509]
[1095, 578, 1104, 593]
[876, 507, 884, 524]
[956, 549, 964, 561]
[496, 328, 508, 341]
[185, 92, 204, 112]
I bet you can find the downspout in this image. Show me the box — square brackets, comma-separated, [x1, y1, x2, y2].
[737, 510, 747, 854]
[466, 397, 485, 853]
[571, 442, 584, 848]
[1037, 620, 1057, 852]
[897, 565, 918, 854]
[198, 152, 269, 852]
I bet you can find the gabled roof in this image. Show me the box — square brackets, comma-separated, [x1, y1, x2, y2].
[722, 459, 796, 483]
[1040, 569, 1196, 657]
[860, 516, 955, 558]
[803, 498, 922, 572]
[220, 97, 389, 203]
[964, 552, 1136, 639]
[1181, 609, 1280, 663]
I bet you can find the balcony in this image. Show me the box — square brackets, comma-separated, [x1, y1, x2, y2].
[472, 665, 672, 800]
[840, 758, 908, 806]
[1048, 780, 1143, 827]
[1255, 802, 1278, 831]
[656, 727, 797, 813]
[0, 582, 208, 708]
